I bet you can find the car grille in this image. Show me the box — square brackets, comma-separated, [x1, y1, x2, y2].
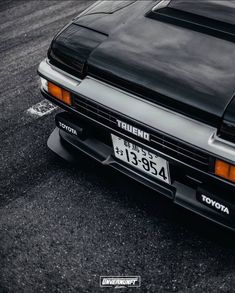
[73, 95, 210, 171]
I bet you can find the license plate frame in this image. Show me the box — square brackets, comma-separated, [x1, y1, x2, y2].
[111, 134, 171, 185]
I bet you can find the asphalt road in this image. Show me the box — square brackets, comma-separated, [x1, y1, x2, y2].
[0, 1, 235, 292]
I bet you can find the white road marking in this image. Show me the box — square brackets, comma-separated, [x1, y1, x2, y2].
[27, 100, 57, 117]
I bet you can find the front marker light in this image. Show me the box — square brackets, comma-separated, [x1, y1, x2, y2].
[47, 81, 72, 106]
[40, 77, 48, 91]
[215, 159, 235, 183]
[61, 88, 72, 105]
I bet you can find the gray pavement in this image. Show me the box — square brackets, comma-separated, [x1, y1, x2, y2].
[0, 1, 235, 292]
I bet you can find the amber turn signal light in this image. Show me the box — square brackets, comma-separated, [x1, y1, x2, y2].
[48, 82, 72, 106]
[215, 159, 235, 183]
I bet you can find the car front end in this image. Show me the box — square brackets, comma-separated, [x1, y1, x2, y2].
[38, 0, 235, 230]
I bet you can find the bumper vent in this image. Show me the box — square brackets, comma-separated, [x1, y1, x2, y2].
[73, 95, 210, 171]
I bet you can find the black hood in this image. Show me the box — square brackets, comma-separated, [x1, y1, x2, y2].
[59, 0, 235, 126]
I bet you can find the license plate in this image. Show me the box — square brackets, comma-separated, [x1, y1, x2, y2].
[111, 134, 171, 184]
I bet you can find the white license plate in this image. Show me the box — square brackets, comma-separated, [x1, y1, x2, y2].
[111, 134, 171, 184]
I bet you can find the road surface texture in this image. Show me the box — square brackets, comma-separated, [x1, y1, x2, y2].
[0, 1, 235, 292]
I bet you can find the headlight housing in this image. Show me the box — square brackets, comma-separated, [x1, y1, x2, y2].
[219, 120, 235, 144]
[48, 23, 107, 78]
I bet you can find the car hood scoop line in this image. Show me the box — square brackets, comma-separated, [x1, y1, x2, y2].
[147, 0, 235, 43]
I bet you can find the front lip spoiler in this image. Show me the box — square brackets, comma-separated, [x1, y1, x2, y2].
[47, 126, 235, 232]
[38, 59, 235, 164]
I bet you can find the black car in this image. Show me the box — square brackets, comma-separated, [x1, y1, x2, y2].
[38, 0, 235, 230]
